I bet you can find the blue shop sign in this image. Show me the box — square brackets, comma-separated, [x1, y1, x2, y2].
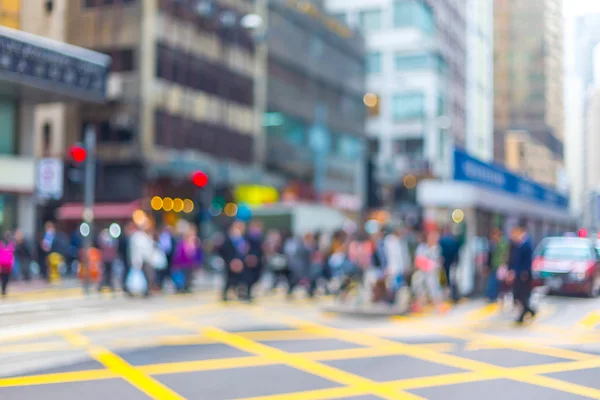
[453, 148, 569, 209]
[0, 27, 110, 102]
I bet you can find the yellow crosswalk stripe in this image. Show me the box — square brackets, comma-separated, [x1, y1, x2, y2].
[576, 311, 600, 330]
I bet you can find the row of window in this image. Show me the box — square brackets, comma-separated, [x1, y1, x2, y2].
[366, 52, 448, 75]
[337, 0, 435, 34]
[368, 92, 445, 121]
[83, 0, 136, 7]
[154, 110, 253, 163]
[156, 42, 254, 106]
[264, 112, 364, 160]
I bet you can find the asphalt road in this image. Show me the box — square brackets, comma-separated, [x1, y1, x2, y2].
[2, 289, 600, 400]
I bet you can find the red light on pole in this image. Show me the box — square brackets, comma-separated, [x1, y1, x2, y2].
[192, 171, 208, 188]
[579, 228, 588, 238]
[69, 145, 87, 163]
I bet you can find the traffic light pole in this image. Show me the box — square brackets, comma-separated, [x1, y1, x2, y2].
[82, 125, 96, 293]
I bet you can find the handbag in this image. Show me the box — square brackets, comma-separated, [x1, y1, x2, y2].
[268, 254, 287, 271]
[126, 268, 148, 295]
[151, 246, 168, 270]
[0, 242, 14, 272]
[415, 255, 435, 272]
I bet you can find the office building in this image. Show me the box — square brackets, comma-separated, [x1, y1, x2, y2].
[28, 0, 286, 225]
[0, 0, 109, 235]
[465, 0, 493, 161]
[264, 0, 367, 210]
[493, 0, 564, 188]
[325, 0, 467, 216]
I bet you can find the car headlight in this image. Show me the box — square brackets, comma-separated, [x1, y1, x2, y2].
[570, 271, 586, 281]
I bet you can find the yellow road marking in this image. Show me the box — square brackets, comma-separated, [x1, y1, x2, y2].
[389, 371, 488, 390]
[60, 331, 184, 400]
[236, 386, 366, 400]
[465, 303, 500, 323]
[0, 370, 116, 387]
[202, 326, 425, 400]
[140, 356, 274, 375]
[238, 330, 322, 341]
[416, 342, 456, 352]
[576, 311, 600, 330]
[255, 309, 600, 399]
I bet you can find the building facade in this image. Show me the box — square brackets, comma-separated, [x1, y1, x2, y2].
[31, 0, 287, 226]
[325, 0, 467, 217]
[493, 0, 564, 188]
[0, 0, 109, 235]
[264, 0, 366, 209]
[465, 0, 493, 161]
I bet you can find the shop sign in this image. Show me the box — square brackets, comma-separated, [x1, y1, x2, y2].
[0, 27, 110, 102]
[234, 185, 279, 206]
[37, 158, 63, 200]
[453, 148, 568, 209]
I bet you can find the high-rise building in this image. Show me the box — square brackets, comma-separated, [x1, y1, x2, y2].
[264, 0, 367, 209]
[493, 0, 564, 188]
[325, 0, 467, 215]
[465, 0, 493, 161]
[36, 0, 287, 226]
[0, 1, 109, 235]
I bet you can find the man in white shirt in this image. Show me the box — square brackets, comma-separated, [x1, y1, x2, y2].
[384, 226, 410, 303]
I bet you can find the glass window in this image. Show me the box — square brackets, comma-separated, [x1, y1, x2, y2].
[0, 100, 16, 155]
[366, 52, 382, 74]
[392, 92, 425, 120]
[359, 9, 382, 32]
[393, 0, 435, 34]
[336, 135, 361, 159]
[394, 52, 447, 73]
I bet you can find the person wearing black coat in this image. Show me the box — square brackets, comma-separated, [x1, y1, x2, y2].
[218, 221, 248, 302]
[507, 222, 536, 324]
[244, 220, 265, 301]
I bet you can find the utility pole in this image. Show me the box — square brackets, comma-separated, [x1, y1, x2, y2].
[82, 125, 96, 293]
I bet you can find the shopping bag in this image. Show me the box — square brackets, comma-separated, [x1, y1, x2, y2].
[151, 247, 168, 270]
[126, 268, 148, 295]
[171, 269, 185, 291]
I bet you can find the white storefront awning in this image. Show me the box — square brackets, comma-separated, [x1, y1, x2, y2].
[417, 180, 574, 224]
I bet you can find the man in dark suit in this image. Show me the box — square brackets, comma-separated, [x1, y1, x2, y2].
[218, 221, 248, 302]
[507, 221, 536, 324]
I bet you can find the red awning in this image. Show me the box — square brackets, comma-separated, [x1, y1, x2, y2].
[57, 200, 142, 221]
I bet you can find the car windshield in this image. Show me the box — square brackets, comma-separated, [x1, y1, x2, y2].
[541, 246, 591, 261]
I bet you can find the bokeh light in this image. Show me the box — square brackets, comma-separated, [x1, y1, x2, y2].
[151, 196, 163, 211]
[403, 175, 417, 189]
[79, 222, 90, 237]
[162, 197, 174, 212]
[452, 209, 465, 224]
[224, 203, 238, 217]
[173, 198, 184, 213]
[237, 203, 252, 221]
[132, 209, 147, 226]
[364, 219, 380, 235]
[109, 223, 121, 239]
[208, 204, 222, 217]
[183, 199, 194, 213]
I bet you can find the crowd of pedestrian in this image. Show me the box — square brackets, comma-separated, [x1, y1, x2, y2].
[0, 216, 538, 323]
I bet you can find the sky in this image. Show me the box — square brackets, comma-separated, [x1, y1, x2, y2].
[565, 0, 600, 16]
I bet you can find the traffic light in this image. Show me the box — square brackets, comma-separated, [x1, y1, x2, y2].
[69, 144, 87, 164]
[363, 92, 380, 118]
[191, 171, 209, 188]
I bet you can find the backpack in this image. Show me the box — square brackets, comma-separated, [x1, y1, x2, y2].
[0, 241, 15, 273]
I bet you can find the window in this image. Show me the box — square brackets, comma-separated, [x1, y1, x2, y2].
[336, 135, 362, 159]
[393, 0, 435, 34]
[83, 0, 135, 7]
[394, 52, 447, 74]
[0, 100, 16, 155]
[366, 52, 382, 74]
[99, 48, 135, 72]
[359, 9, 382, 32]
[392, 92, 425, 120]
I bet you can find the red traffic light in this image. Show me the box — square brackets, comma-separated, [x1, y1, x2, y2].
[579, 228, 588, 238]
[192, 171, 208, 187]
[69, 145, 87, 163]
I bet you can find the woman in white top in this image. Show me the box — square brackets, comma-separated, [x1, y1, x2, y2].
[129, 219, 155, 297]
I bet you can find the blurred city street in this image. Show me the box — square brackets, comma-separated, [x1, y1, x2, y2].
[3, 288, 600, 400]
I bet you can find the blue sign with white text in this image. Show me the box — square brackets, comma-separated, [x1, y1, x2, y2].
[453, 148, 569, 209]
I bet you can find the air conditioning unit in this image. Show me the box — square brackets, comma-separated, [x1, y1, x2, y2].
[106, 74, 124, 100]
